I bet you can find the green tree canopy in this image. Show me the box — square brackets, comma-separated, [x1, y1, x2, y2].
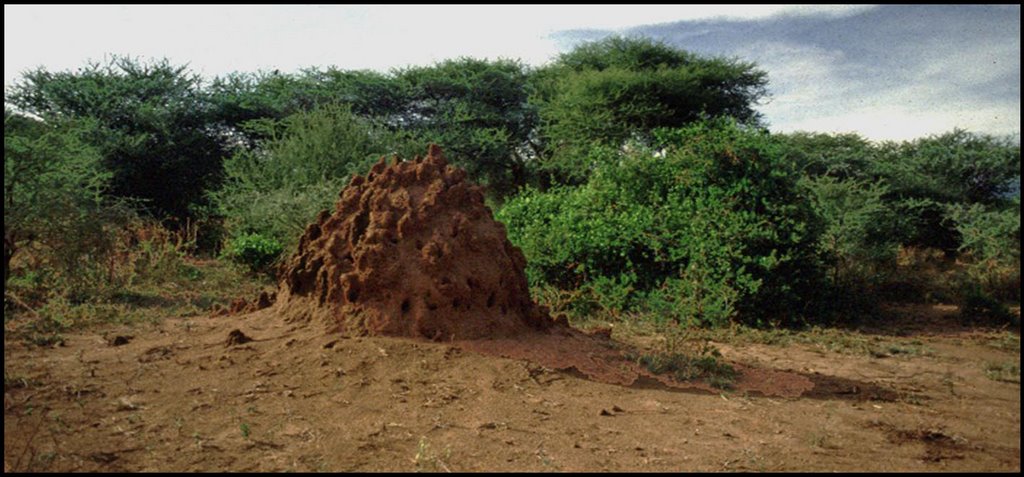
[874, 130, 1021, 251]
[208, 67, 405, 146]
[776, 131, 879, 180]
[4, 110, 130, 289]
[530, 36, 769, 186]
[392, 57, 537, 199]
[6, 56, 227, 220]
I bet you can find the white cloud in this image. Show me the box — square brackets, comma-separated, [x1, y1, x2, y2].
[3, 4, 876, 86]
[738, 38, 1020, 141]
[778, 102, 1018, 142]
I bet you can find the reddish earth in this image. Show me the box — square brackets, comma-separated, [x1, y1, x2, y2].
[3, 303, 1019, 471]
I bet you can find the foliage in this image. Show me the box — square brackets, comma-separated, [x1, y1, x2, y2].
[6, 56, 229, 220]
[983, 361, 1020, 384]
[530, 36, 768, 186]
[393, 58, 538, 199]
[224, 233, 285, 275]
[4, 110, 134, 292]
[208, 67, 405, 146]
[5, 229, 268, 347]
[500, 118, 823, 327]
[212, 59, 537, 201]
[778, 129, 1020, 312]
[212, 104, 412, 254]
[628, 346, 737, 389]
[946, 199, 1020, 301]
[799, 175, 900, 288]
[777, 131, 878, 180]
[959, 288, 1017, 326]
[873, 130, 1020, 252]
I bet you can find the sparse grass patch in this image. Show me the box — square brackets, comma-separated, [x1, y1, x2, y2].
[977, 333, 1020, 353]
[5, 257, 268, 346]
[413, 436, 452, 472]
[625, 340, 738, 389]
[4, 371, 38, 391]
[605, 312, 938, 361]
[807, 430, 837, 450]
[983, 361, 1020, 384]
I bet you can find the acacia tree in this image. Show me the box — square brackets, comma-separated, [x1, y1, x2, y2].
[6, 56, 227, 221]
[873, 130, 1020, 253]
[208, 67, 406, 147]
[4, 110, 129, 290]
[392, 57, 538, 200]
[529, 36, 769, 186]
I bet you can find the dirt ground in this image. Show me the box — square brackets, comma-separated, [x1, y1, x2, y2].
[4, 303, 1020, 472]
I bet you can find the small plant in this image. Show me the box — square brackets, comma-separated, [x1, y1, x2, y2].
[413, 436, 451, 472]
[224, 233, 284, 275]
[628, 342, 737, 389]
[979, 333, 1020, 353]
[960, 286, 1016, 326]
[240, 422, 251, 439]
[983, 361, 1020, 383]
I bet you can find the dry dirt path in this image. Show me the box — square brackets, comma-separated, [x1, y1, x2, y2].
[4, 307, 1020, 472]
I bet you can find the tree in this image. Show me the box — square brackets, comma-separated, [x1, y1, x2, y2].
[6, 56, 228, 221]
[799, 175, 899, 288]
[776, 131, 878, 180]
[873, 130, 1021, 252]
[212, 104, 413, 255]
[208, 67, 406, 147]
[530, 36, 769, 186]
[209, 59, 537, 201]
[4, 110, 129, 289]
[393, 58, 538, 199]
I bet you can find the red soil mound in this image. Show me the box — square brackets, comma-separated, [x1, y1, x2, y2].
[275, 145, 555, 340]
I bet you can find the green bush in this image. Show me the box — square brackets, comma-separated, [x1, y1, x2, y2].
[224, 233, 284, 275]
[4, 110, 136, 294]
[499, 118, 823, 327]
[873, 130, 1020, 252]
[799, 175, 900, 294]
[946, 198, 1020, 304]
[212, 104, 415, 254]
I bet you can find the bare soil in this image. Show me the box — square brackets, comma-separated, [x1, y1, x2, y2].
[4, 303, 1019, 472]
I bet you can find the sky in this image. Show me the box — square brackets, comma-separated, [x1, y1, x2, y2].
[4, 4, 1020, 142]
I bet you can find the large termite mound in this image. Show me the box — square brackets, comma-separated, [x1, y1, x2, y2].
[276, 145, 555, 340]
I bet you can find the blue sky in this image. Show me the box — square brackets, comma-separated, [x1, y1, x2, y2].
[4, 5, 1019, 142]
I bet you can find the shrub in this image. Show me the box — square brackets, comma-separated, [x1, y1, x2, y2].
[4, 110, 135, 294]
[212, 104, 415, 255]
[224, 233, 284, 275]
[499, 118, 823, 327]
[873, 130, 1020, 252]
[799, 175, 901, 316]
[946, 199, 1020, 302]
